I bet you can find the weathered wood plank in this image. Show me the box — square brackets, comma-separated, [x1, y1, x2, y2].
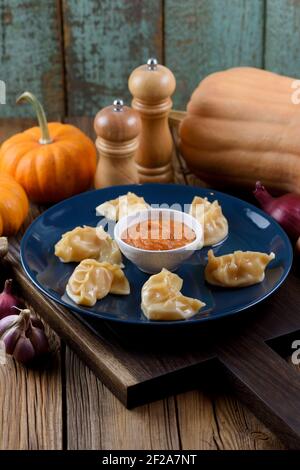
[65, 348, 285, 450]
[177, 391, 284, 450]
[0, 0, 65, 118]
[65, 348, 180, 450]
[265, 0, 300, 77]
[165, 0, 265, 109]
[0, 288, 62, 449]
[0, 118, 36, 143]
[176, 390, 281, 450]
[63, 0, 163, 116]
[209, 392, 285, 450]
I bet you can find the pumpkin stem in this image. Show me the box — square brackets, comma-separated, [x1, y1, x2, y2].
[0, 237, 8, 258]
[16, 92, 52, 144]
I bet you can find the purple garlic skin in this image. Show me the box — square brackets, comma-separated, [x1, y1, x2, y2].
[0, 309, 49, 364]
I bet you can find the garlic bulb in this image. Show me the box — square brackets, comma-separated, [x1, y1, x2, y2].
[0, 308, 49, 364]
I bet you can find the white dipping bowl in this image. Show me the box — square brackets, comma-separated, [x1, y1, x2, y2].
[114, 208, 203, 274]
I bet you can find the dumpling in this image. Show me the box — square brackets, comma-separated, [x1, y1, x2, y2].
[141, 268, 205, 321]
[66, 259, 130, 306]
[96, 192, 149, 221]
[118, 193, 149, 220]
[66, 259, 113, 306]
[55, 226, 103, 262]
[95, 197, 119, 221]
[55, 226, 122, 265]
[205, 249, 275, 288]
[96, 227, 123, 266]
[189, 196, 228, 246]
[97, 261, 130, 295]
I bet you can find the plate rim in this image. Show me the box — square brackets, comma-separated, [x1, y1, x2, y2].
[20, 184, 294, 327]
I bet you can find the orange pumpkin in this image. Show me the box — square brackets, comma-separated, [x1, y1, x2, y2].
[0, 92, 97, 203]
[179, 67, 300, 194]
[0, 173, 29, 236]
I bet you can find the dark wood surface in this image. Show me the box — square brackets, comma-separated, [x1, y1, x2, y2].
[1, 117, 298, 450]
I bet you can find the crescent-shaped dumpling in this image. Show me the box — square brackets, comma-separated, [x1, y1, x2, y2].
[189, 196, 228, 246]
[141, 268, 205, 321]
[66, 259, 113, 306]
[97, 261, 130, 295]
[96, 192, 149, 221]
[205, 249, 275, 287]
[55, 225, 122, 265]
[66, 259, 130, 306]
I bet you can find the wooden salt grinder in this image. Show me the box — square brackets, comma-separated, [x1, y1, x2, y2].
[94, 99, 141, 188]
[128, 58, 176, 183]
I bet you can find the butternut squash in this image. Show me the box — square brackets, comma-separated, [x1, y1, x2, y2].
[179, 67, 300, 194]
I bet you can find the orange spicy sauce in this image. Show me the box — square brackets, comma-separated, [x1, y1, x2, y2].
[121, 217, 196, 251]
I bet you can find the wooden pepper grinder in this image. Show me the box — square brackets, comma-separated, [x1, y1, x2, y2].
[128, 58, 176, 183]
[94, 99, 141, 188]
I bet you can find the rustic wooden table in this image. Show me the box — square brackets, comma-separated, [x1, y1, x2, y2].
[0, 118, 288, 450]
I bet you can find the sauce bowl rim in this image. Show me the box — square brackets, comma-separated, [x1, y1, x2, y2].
[114, 208, 203, 254]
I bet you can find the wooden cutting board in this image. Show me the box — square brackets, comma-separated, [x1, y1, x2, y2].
[2, 117, 300, 450]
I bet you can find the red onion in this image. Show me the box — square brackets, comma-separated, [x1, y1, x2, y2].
[0, 279, 22, 320]
[253, 181, 300, 240]
[0, 308, 49, 364]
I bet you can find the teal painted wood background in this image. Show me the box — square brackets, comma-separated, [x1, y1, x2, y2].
[0, 0, 299, 118]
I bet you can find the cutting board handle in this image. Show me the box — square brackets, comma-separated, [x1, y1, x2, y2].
[217, 333, 300, 449]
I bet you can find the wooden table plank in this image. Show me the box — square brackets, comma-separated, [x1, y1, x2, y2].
[65, 348, 180, 450]
[65, 349, 286, 450]
[0, 292, 62, 450]
[176, 390, 285, 450]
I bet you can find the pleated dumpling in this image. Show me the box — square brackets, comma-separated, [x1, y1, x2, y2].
[55, 226, 122, 265]
[98, 261, 130, 295]
[189, 196, 228, 246]
[66, 259, 130, 306]
[96, 192, 149, 221]
[96, 227, 123, 266]
[141, 268, 205, 321]
[205, 249, 275, 288]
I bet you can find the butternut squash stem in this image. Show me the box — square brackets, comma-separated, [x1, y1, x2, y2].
[16, 92, 52, 144]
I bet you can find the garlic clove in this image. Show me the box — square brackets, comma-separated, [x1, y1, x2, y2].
[13, 336, 36, 364]
[30, 316, 45, 330]
[28, 326, 49, 356]
[0, 314, 19, 337]
[2, 325, 21, 355]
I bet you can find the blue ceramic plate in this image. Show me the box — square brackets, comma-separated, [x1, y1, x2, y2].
[21, 184, 293, 326]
